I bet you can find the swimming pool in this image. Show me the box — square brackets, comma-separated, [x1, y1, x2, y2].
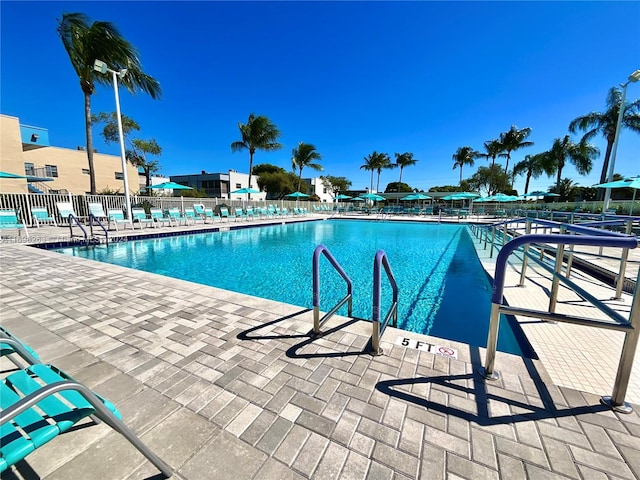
[54, 220, 529, 356]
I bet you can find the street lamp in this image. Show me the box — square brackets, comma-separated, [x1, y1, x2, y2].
[93, 59, 133, 221]
[602, 69, 640, 211]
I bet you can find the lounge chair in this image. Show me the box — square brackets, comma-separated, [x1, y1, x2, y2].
[87, 202, 109, 223]
[219, 207, 235, 222]
[0, 326, 40, 368]
[131, 208, 154, 229]
[150, 208, 172, 227]
[234, 207, 247, 221]
[184, 209, 203, 225]
[0, 363, 171, 477]
[0, 210, 29, 239]
[107, 209, 133, 231]
[245, 207, 259, 220]
[30, 207, 57, 227]
[165, 208, 189, 226]
[55, 202, 79, 225]
[193, 204, 206, 222]
[203, 207, 220, 223]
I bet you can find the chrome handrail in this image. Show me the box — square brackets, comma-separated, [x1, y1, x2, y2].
[312, 245, 353, 335]
[481, 232, 639, 413]
[371, 250, 398, 356]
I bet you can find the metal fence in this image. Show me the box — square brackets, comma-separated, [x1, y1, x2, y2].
[0, 193, 321, 227]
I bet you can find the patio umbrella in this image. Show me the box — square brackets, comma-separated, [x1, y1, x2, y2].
[358, 193, 385, 201]
[400, 194, 418, 201]
[594, 177, 640, 214]
[231, 187, 260, 195]
[286, 191, 310, 198]
[146, 181, 194, 191]
[335, 194, 351, 200]
[350, 197, 365, 202]
[0, 171, 28, 179]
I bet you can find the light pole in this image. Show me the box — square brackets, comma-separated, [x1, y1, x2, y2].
[93, 59, 133, 221]
[602, 69, 640, 211]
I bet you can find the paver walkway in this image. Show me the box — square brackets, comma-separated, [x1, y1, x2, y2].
[0, 216, 639, 479]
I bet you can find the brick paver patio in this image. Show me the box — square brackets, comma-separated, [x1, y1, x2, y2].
[0, 216, 639, 479]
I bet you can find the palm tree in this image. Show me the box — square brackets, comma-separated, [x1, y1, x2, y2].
[129, 138, 161, 190]
[231, 113, 283, 197]
[512, 154, 545, 195]
[550, 178, 580, 202]
[291, 142, 323, 191]
[479, 139, 506, 168]
[394, 152, 418, 183]
[57, 12, 161, 194]
[499, 126, 534, 172]
[569, 86, 640, 190]
[452, 146, 480, 185]
[541, 135, 599, 193]
[375, 153, 393, 193]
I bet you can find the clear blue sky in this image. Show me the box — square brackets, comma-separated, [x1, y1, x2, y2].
[2, 1, 639, 194]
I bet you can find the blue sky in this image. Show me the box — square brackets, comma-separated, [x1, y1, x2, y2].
[2, 1, 639, 194]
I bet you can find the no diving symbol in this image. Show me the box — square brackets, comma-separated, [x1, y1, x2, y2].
[437, 346, 455, 357]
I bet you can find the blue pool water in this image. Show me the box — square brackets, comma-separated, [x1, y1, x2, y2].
[55, 220, 529, 356]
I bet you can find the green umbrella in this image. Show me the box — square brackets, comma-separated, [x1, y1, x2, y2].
[231, 187, 260, 194]
[594, 177, 640, 214]
[286, 191, 310, 198]
[0, 171, 28, 179]
[146, 181, 194, 190]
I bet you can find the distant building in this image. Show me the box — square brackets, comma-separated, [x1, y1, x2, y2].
[0, 114, 142, 194]
[303, 177, 334, 203]
[170, 170, 266, 200]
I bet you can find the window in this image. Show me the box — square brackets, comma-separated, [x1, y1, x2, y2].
[235, 183, 242, 189]
[24, 163, 35, 176]
[45, 165, 58, 177]
[115, 172, 124, 180]
[82, 168, 90, 175]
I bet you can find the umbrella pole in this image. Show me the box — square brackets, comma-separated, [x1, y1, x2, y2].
[631, 190, 637, 215]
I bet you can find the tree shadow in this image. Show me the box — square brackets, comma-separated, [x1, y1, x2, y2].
[375, 345, 608, 426]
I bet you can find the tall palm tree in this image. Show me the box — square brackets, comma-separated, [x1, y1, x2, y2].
[452, 146, 480, 185]
[57, 12, 161, 194]
[375, 153, 393, 193]
[499, 126, 534, 172]
[291, 142, 323, 191]
[541, 135, 599, 193]
[569, 86, 640, 189]
[360, 151, 391, 193]
[394, 152, 418, 184]
[512, 153, 545, 195]
[231, 113, 283, 197]
[479, 139, 506, 168]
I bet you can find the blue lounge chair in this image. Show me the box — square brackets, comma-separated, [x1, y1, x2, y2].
[203, 207, 220, 223]
[131, 208, 154, 229]
[0, 363, 171, 477]
[107, 209, 133, 231]
[150, 208, 172, 227]
[55, 202, 79, 225]
[193, 204, 206, 222]
[30, 207, 57, 227]
[184, 209, 203, 225]
[219, 207, 235, 222]
[0, 327, 40, 367]
[165, 208, 189, 226]
[0, 210, 29, 239]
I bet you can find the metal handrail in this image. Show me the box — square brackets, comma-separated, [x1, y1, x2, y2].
[88, 213, 109, 247]
[371, 250, 398, 356]
[67, 213, 89, 244]
[312, 245, 353, 335]
[482, 233, 639, 413]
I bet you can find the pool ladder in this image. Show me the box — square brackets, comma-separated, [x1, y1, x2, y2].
[67, 213, 109, 247]
[312, 245, 398, 355]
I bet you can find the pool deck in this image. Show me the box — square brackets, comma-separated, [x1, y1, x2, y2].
[1, 213, 639, 479]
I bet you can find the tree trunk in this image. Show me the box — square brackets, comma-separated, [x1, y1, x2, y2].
[398, 168, 403, 184]
[84, 90, 96, 194]
[524, 172, 531, 194]
[369, 171, 374, 193]
[248, 150, 254, 200]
